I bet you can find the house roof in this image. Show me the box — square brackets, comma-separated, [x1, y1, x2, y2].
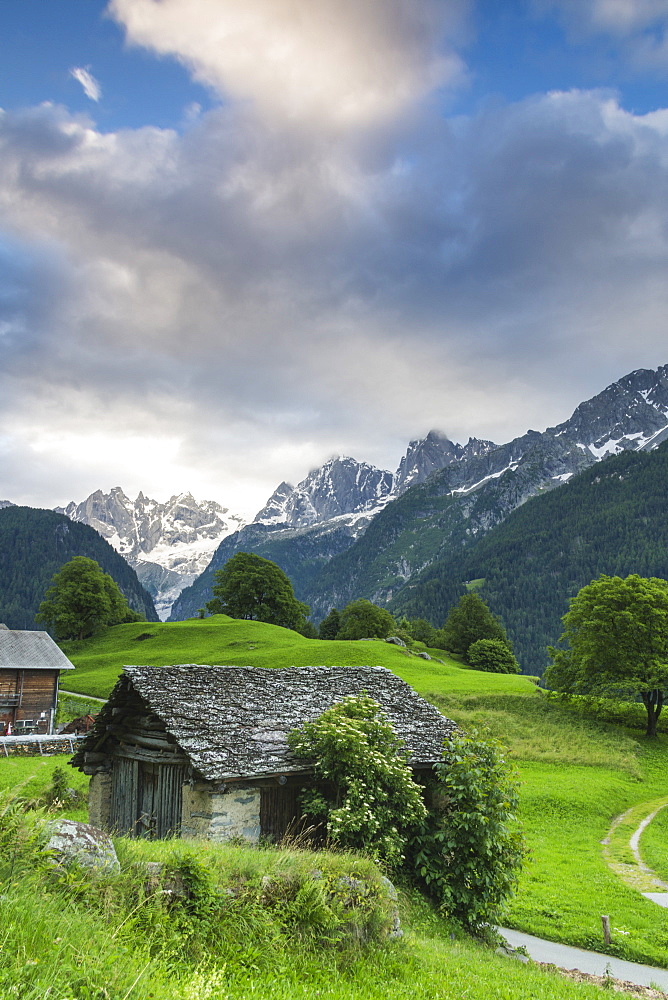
[0, 627, 75, 671]
[73, 664, 456, 782]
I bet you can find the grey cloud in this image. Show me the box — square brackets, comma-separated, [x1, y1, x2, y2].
[1, 87, 668, 509]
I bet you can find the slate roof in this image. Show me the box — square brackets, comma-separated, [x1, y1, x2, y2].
[0, 627, 75, 671]
[73, 664, 456, 782]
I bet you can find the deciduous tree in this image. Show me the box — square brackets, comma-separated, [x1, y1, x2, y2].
[36, 556, 142, 640]
[337, 599, 395, 640]
[206, 552, 310, 631]
[468, 638, 520, 674]
[546, 573, 668, 737]
[440, 592, 511, 659]
[318, 607, 341, 640]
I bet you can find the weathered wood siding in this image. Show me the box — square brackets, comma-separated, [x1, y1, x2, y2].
[0, 668, 58, 733]
[260, 785, 302, 842]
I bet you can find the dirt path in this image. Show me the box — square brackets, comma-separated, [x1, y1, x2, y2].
[59, 689, 106, 704]
[602, 798, 668, 901]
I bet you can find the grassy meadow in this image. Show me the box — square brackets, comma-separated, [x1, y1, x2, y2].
[59, 614, 535, 699]
[4, 613, 668, 995]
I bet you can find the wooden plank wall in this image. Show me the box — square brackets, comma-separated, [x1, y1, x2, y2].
[0, 669, 57, 733]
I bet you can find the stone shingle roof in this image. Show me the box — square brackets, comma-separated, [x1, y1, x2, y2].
[74, 664, 456, 781]
[0, 627, 75, 670]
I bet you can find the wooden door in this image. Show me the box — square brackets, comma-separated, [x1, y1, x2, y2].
[138, 761, 185, 839]
[110, 757, 139, 835]
[260, 785, 302, 842]
[111, 758, 185, 838]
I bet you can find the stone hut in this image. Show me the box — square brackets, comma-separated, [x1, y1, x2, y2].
[71, 664, 455, 842]
[0, 625, 75, 735]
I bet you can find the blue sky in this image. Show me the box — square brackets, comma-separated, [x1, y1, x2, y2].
[2, 0, 668, 514]
[3, 0, 667, 128]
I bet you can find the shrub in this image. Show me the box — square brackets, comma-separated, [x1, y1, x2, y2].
[409, 730, 525, 932]
[468, 639, 520, 673]
[287, 694, 427, 864]
[337, 600, 396, 640]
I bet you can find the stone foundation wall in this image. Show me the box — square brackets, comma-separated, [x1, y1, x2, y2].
[88, 772, 112, 830]
[181, 783, 262, 843]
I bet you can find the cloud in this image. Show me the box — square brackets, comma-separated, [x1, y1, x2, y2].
[2, 77, 668, 510]
[537, 0, 668, 68]
[107, 0, 469, 127]
[70, 66, 102, 102]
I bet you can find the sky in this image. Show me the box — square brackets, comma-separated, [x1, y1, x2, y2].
[3, 0, 668, 518]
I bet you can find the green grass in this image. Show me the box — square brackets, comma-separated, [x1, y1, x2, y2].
[639, 803, 668, 884]
[0, 754, 88, 799]
[432, 691, 643, 774]
[423, 688, 668, 967]
[60, 616, 537, 700]
[10, 614, 668, 981]
[0, 755, 89, 821]
[0, 812, 616, 1000]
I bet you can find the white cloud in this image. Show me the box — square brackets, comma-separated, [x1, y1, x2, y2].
[107, 0, 469, 127]
[69, 66, 102, 102]
[2, 81, 668, 510]
[538, 0, 668, 67]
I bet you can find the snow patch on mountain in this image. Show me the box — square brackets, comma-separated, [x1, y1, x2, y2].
[254, 457, 394, 528]
[57, 488, 246, 620]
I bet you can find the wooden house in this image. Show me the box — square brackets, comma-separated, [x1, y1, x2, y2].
[0, 625, 75, 735]
[71, 664, 456, 842]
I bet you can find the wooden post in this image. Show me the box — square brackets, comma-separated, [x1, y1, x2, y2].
[601, 915, 611, 945]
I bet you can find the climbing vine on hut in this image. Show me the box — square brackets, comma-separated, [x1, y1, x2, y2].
[287, 694, 427, 864]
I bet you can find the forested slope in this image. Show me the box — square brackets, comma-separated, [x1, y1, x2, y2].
[392, 442, 668, 672]
[0, 506, 158, 629]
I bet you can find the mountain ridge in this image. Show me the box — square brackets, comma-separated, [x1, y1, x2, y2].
[55, 488, 247, 619]
[170, 363, 668, 622]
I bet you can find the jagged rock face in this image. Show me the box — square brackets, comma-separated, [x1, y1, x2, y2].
[394, 431, 497, 493]
[550, 365, 668, 457]
[299, 366, 668, 618]
[56, 489, 246, 620]
[254, 457, 394, 527]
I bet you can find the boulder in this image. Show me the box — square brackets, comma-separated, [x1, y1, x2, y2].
[45, 819, 119, 874]
[379, 875, 402, 939]
[385, 636, 406, 647]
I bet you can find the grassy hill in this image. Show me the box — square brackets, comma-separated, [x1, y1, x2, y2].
[60, 614, 536, 700]
[6, 614, 668, 993]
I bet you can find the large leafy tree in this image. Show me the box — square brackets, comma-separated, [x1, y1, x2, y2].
[36, 556, 142, 640]
[439, 591, 511, 659]
[337, 599, 396, 640]
[546, 574, 668, 737]
[206, 552, 310, 631]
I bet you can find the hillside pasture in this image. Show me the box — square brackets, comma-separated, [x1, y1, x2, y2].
[60, 615, 537, 699]
[23, 614, 668, 971]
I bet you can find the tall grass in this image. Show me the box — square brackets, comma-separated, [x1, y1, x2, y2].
[0, 793, 612, 1000]
[639, 804, 668, 885]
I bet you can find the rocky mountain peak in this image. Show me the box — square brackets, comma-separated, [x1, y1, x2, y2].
[550, 365, 668, 458]
[254, 457, 394, 528]
[394, 430, 497, 493]
[57, 489, 247, 620]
